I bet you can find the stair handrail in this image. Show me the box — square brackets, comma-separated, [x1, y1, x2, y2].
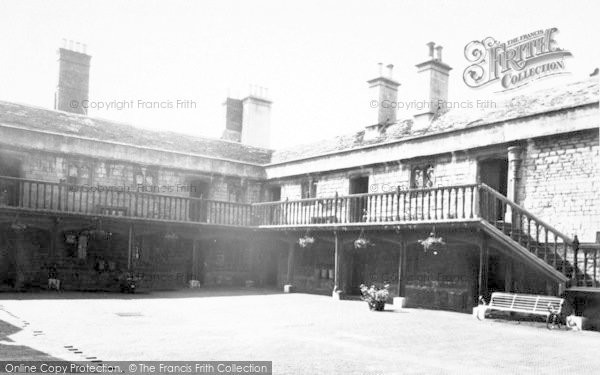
[478, 183, 574, 245]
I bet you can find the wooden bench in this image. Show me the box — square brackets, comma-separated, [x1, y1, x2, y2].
[481, 292, 564, 319]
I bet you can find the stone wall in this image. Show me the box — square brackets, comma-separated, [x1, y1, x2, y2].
[518, 129, 600, 242]
[1, 148, 264, 205]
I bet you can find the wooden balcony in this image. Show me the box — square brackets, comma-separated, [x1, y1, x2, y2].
[252, 184, 480, 228]
[0, 176, 252, 227]
[1, 175, 597, 289]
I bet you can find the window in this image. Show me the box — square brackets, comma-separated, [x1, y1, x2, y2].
[67, 165, 79, 185]
[67, 163, 92, 185]
[301, 180, 317, 199]
[411, 165, 434, 188]
[228, 183, 244, 203]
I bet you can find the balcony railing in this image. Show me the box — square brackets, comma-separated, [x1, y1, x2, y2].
[0, 176, 252, 226]
[253, 184, 479, 226]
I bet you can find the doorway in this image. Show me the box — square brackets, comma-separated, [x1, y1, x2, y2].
[0, 155, 21, 206]
[478, 158, 508, 220]
[349, 176, 369, 222]
[189, 179, 209, 221]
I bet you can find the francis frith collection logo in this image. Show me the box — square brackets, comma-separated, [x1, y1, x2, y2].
[463, 27, 572, 91]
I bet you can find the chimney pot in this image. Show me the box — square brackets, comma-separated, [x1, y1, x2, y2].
[427, 42, 435, 58]
[377, 62, 383, 76]
[386, 64, 394, 78]
[435, 45, 443, 61]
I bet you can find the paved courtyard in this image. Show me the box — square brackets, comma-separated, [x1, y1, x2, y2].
[1, 289, 599, 374]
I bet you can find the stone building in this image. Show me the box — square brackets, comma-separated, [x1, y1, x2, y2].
[0, 42, 598, 318]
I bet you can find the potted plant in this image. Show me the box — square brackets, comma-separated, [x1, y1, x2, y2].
[359, 283, 390, 311]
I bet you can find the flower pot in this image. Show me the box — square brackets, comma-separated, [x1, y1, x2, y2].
[369, 300, 385, 311]
[328, 269, 334, 279]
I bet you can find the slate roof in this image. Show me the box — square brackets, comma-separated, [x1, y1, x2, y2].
[270, 77, 599, 164]
[0, 101, 273, 165]
[0, 78, 597, 167]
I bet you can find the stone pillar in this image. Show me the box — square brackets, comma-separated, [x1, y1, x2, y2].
[505, 145, 523, 223]
[284, 241, 295, 293]
[333, 231, 344, 299]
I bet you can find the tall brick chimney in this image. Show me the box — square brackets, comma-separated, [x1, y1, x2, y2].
[240, 85, 272, 149]
[413, 42, 452, 128]
[54, 39, 91, 115]
[367, 62, 400, 126]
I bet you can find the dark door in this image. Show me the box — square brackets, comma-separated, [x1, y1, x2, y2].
[189, 179, 209, 221]
[0, 156, 21, 206]
[479, 159, 508, 221]
[267, 186, 282, 225]
[268, 186, 281, 202]
[349, 176, 369, 222]
[350, 251, 367, 295]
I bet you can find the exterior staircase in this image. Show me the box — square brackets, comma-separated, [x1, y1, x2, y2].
[477, 183, 599, 292]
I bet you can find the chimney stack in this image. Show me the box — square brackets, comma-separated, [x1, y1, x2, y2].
[413, 42, 452, 129]
[241, 85, 272, 148]
[221, 98, 244, 142]
[55, 39, 91, 115]
[221, 85, 272, 148]
[367, 62, 400, 126]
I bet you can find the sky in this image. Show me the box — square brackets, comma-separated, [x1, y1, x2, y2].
[0, 0, 598, 149]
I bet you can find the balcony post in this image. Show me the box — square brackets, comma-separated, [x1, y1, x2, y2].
[505, 145, 523, 224]
[478, 234, 489, 298]
[397, 239, 407, 297]
[333, 230, 344, 299]
[192, 239, 200, 280]
[12, 224, 28, 290]
[284, 240, 295, 293]
[127, 223, 134, 270]
[504, 259, 513, 292]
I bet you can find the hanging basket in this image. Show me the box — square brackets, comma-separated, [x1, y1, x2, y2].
[354, 230, 372, 249]
[418, 228, 446, 255]
[298, 236, 315, 248]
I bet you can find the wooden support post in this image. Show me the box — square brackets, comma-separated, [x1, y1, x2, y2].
[505, 259, 513, 293]
[192, 239, 199, 280]
[49, 218, 60, 259]
[478, 235, 489, 297]
[285, 241, 295, 289]
[333, 230, 342, 297]
[127, 224, 134, 271]
[397, 240, 406, 297]
[13, 227, 26, 290]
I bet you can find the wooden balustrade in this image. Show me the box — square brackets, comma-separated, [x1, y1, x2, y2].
[252, 184, 478, 226]
[0, 176, 252, 226]
[478, 183, 598, 287]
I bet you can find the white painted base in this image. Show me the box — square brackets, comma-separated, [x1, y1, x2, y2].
[188, 280, 201, 288]
[566, 315, 587, 331]
[393, 297, 406, 311]
[283, 284, 294, 293]
[332, 290, 343, 300]
[472, 305, 487, 319]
